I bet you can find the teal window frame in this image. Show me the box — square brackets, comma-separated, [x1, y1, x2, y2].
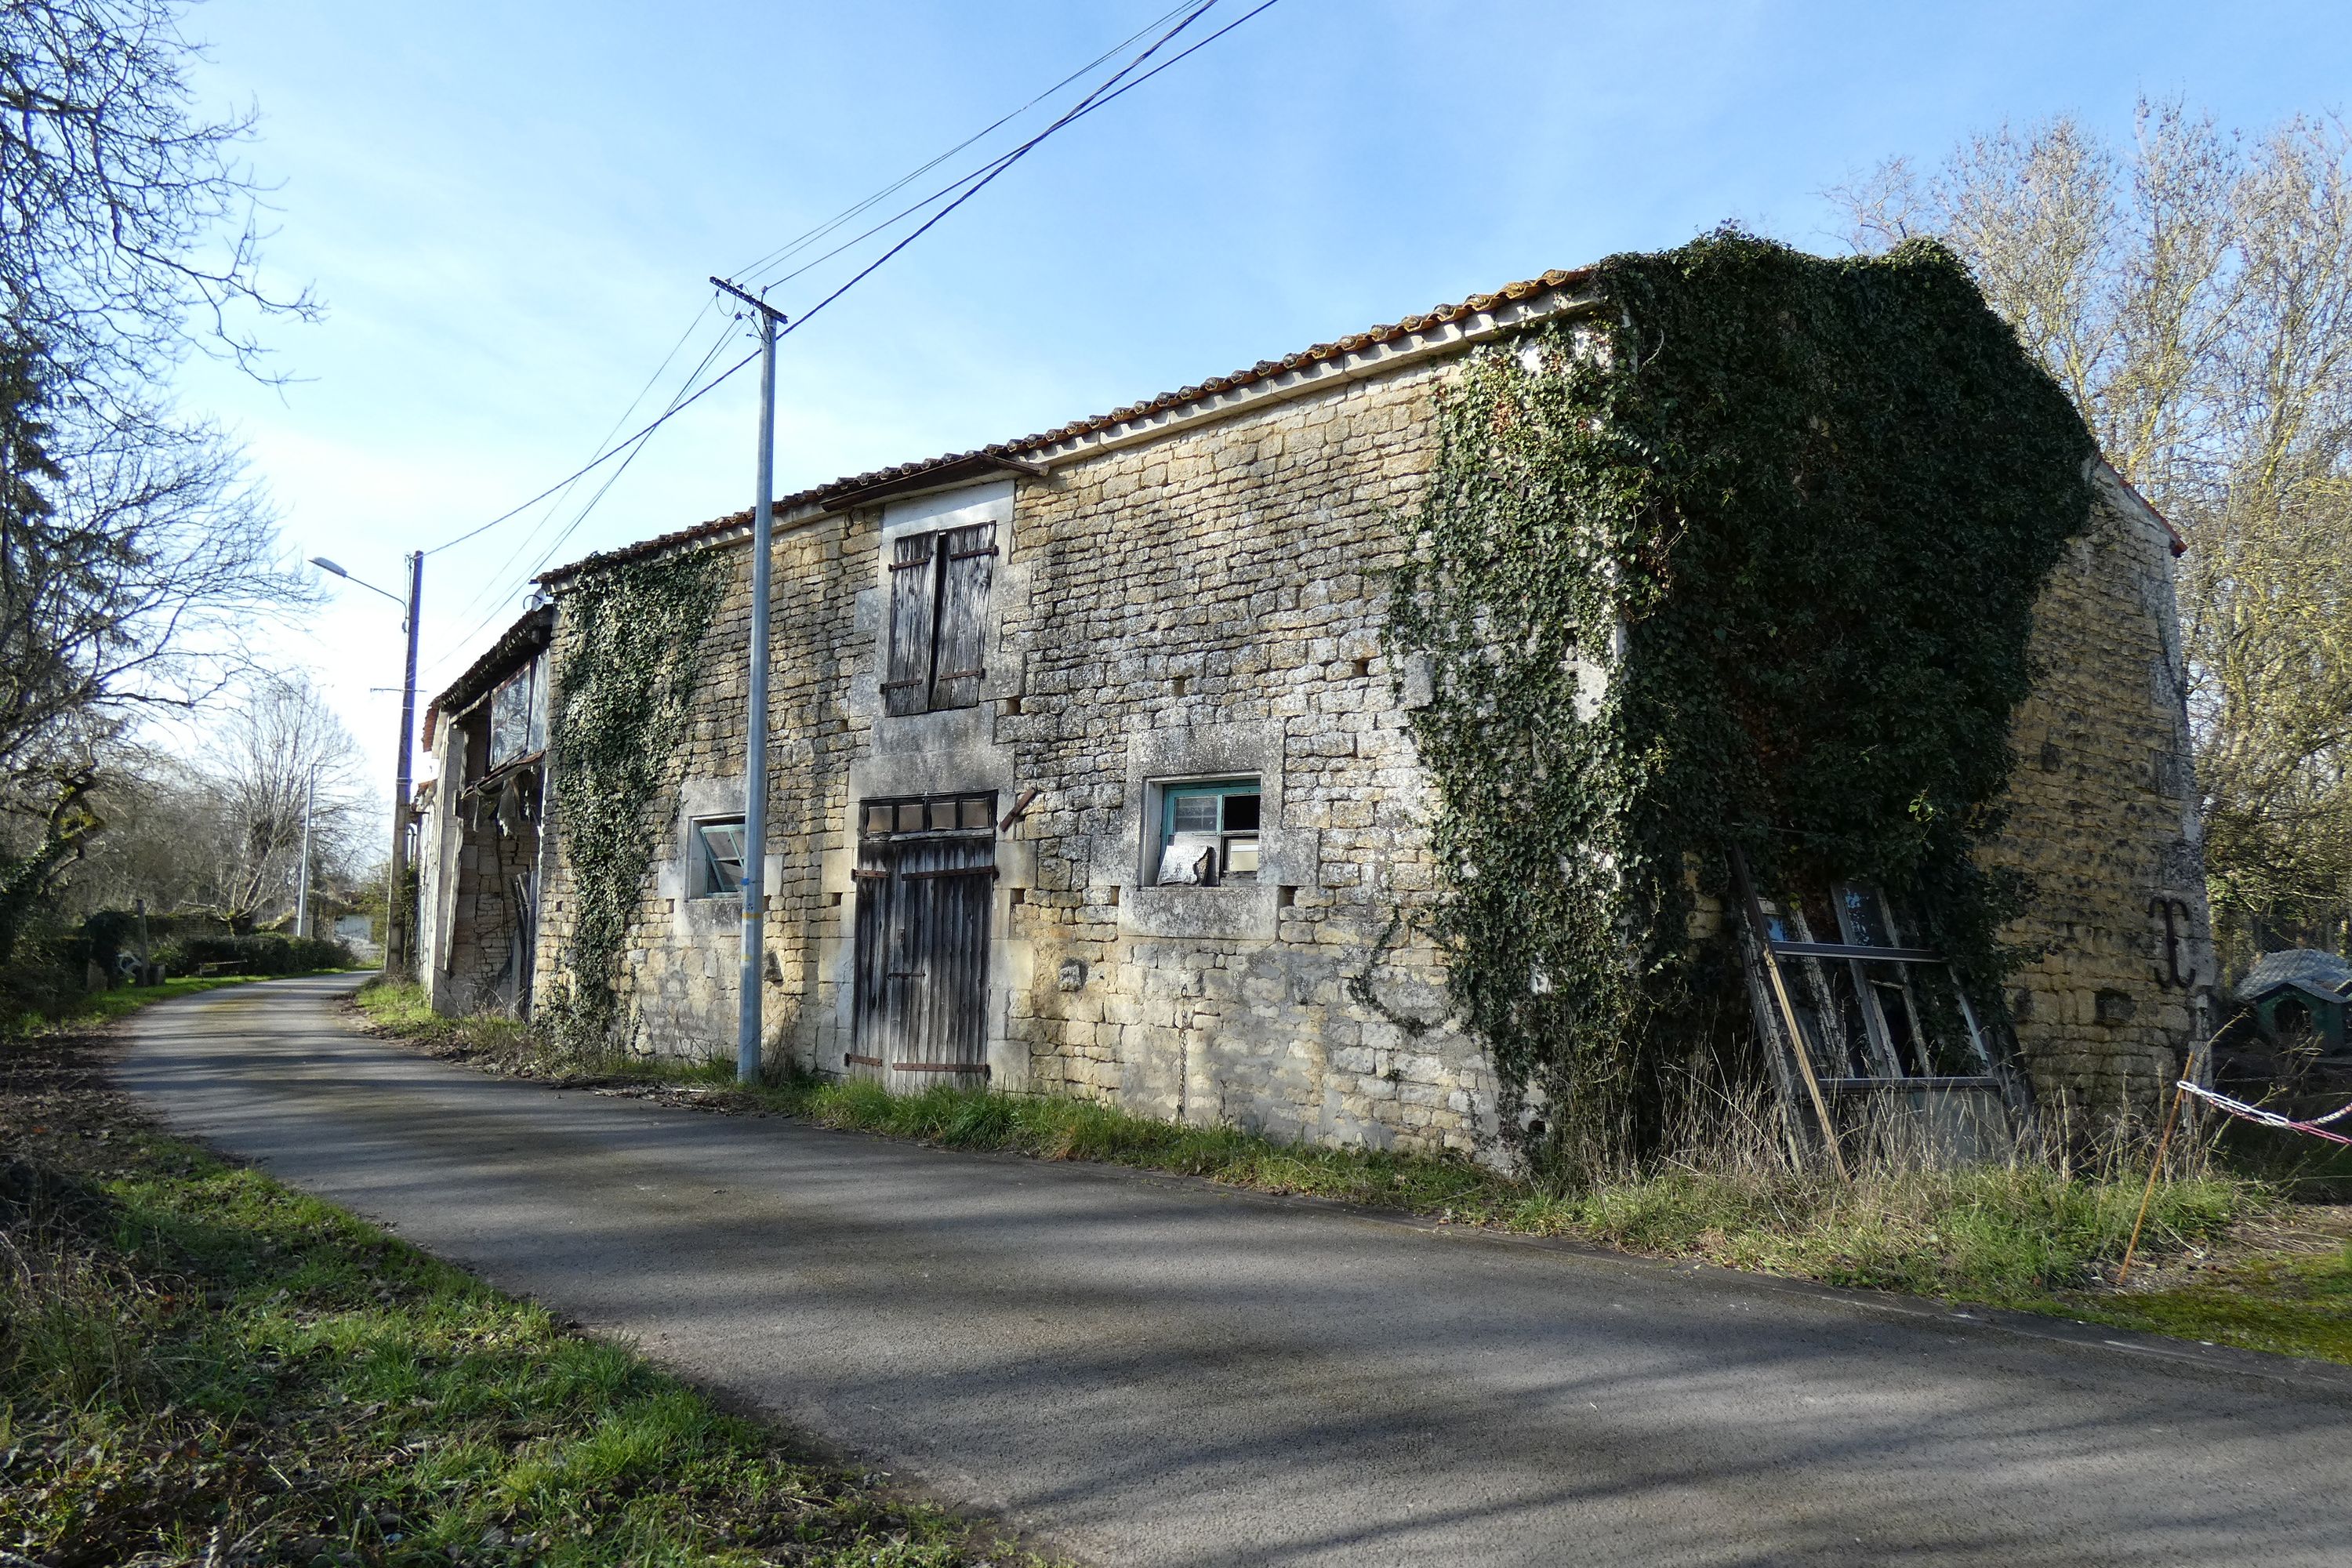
[1156, 778, 1261, 885]
[691, 816, 748, 898]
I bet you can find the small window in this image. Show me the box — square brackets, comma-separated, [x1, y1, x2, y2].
[860, 792, 997, 841]
[692, 817, 747, 898]
[1748, 873, 1988, 1081]
[1156, 779, 1261, 886]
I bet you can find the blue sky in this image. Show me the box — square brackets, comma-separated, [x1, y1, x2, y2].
[172, 0, 2347, 793]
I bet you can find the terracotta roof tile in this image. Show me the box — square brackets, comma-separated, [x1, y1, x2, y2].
[537, 265, 1596, 586]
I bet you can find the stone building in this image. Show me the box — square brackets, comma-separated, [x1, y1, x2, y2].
[415, 605, 554, 1019]
[415, 259, 2217, 1158]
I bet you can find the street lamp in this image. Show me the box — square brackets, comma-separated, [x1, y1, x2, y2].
[311, 553, 425, 975]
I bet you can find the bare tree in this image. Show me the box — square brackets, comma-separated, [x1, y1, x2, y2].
[170, 677, 368, 931]
[1830, 102, 2352, 963]
[58, 716, 376, 928]
[50, 745, 211, 916]
[0, 0, 315, 962]
[0, 0, 316, 388]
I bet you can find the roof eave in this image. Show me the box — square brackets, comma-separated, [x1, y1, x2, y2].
[535, 269, 1605, 590]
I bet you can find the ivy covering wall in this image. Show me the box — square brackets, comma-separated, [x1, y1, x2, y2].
[541, 552, 723, 1049]
[1390, 231, 2097, 1171]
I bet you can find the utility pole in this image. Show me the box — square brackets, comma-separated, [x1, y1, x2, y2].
[710, 276, 786, 1085]
[390, 551, 423, 973]
[296, 770, 316, 939]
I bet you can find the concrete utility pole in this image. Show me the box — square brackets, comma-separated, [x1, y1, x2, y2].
[710, 276, 786, 1086]
[295, 769, 316, 938]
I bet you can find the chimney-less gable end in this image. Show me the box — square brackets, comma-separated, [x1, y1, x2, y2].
[883, 521, 996, 717]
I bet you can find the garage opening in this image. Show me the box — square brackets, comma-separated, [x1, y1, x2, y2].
[850, 792, 996, 1092]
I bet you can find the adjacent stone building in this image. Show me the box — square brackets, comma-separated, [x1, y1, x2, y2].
[416, 606, 554, 1020]
[416, 259, 2217, 1158]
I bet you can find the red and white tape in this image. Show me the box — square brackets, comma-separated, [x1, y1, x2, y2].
[2173, 1080, 2352, 1146]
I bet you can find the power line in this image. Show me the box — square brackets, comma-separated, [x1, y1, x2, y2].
[419, 0, 1276, 579]
[750, 0, 1223, 346]
[424, 5, 1212, 564]
[442, 307, 737, 626]
[441, 307, 732, 624]
[749, 0, 1282, 296]
[731, 1, 1203, 284]
[422, 335, 759, 559]
[420, 325, 747, 680]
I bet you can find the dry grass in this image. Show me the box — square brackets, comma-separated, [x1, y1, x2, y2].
[342, 980, 2344, 1361]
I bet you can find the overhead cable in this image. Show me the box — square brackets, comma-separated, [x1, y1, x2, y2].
[420, 0, 1277, 567]
[731, 0, 1203, 283]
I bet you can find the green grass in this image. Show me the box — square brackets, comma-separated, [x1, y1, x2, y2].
[352, 981, 2351, 1365]
[1, 1022, 1055, 1567]
[758, 1076, 2256, 1302]
[10, 968, 368, 1037]
[350, 974, 534, 1058]
[2069, 1242, 2352, 1363]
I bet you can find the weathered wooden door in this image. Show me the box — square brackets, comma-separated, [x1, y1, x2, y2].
[850, 793, 996, 1091]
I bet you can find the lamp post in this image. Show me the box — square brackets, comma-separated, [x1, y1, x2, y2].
[311, 553, 424, 975]
[294, 767, 316, 939]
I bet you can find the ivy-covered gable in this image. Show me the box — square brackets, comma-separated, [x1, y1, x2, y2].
[1391, 230, 2098, 1170]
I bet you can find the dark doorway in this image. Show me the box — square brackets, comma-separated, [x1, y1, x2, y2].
[851, 792, 996, 1092]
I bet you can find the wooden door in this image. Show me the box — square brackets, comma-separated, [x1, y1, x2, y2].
[851, 793, 996, 1091]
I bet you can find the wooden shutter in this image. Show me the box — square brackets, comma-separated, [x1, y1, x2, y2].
[929, 522, 996, 711]
[883, 532, 939, 717]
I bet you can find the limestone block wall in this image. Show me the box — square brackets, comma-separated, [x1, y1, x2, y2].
[528, 355, 1493, 1152]
[1982, 470, 2216, 1122]
[993, 362, 1486, 1153]
[531, 507, 876, 1059]
[523, 330, 2211, 1149]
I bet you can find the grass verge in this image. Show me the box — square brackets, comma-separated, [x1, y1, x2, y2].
[2, 988, 1058, 1567]
[9, 969, 369, 1037]
[354, 982, 2352, 1367]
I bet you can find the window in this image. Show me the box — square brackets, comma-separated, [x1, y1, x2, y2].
[691, 817, 748, 898]
[488, 655, 547, 771]
[1730, 852, 2021, 1163]
[883, 523, 996, 717]
[1156, 779, 1260, 885]
[1738, 863, 1994, 1085]
[859, 792, 998, 839]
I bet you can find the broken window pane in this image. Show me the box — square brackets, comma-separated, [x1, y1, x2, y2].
[1156, 779, 1263, 885]
[1835, 884, 1897, 948]
[489, 666, 535, 771]
[694, 818, 747, 898]
[1732, 855, 2016, 1167]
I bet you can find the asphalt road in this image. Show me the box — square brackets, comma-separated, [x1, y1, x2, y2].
[121, 975, 2350, 1566]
